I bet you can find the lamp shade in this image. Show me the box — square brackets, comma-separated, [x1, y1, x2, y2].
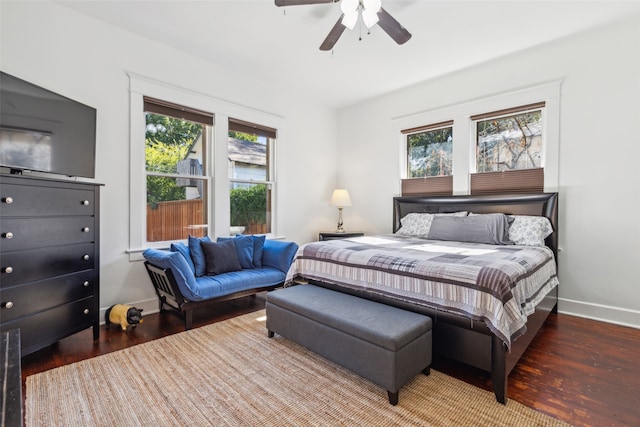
[330, 189, 352, 207]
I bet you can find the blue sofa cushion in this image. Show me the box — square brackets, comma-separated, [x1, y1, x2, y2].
[217, 235, 255, 269]
[188, 235, 211, 277]
[201, 240, 242, 275]
[170, 241, 195, 275]
[192, 267, 287, 300]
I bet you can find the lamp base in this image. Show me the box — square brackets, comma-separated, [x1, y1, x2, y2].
[335, 207, 345, 233]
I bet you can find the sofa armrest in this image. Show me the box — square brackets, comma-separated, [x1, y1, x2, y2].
[262, 240, 299, 274]
[142, 248, 200, 300]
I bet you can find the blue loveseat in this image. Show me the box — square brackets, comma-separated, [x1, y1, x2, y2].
[143, 236, 298, 330]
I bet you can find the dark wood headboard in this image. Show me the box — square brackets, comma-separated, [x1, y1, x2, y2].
[393, 193, 559, 260]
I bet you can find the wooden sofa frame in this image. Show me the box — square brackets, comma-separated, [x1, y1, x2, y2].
[144, 261, 282, 330]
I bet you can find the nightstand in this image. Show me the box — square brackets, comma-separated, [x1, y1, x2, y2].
[319, 232, 364, 241]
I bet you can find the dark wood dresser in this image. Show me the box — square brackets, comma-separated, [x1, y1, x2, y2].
[0, 174, 101, 356]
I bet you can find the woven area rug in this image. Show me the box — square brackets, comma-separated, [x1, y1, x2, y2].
[26, 310, 570, 426]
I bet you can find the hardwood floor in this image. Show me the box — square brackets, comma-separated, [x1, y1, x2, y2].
[21, 293, 639, 427]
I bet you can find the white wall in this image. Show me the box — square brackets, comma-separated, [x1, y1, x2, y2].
[3, 1, 638, 329]
[337, 13, 640, 328]
[1, 1, 339, 313]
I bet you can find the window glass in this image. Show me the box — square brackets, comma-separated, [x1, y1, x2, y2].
[407, 126, 453, 178]
[228, 121, 274, 235]
[476, 109, 542, 172]
[145, 111, 209, 242]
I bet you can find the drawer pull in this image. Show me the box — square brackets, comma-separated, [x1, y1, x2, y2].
[2, 301, 14, 309]
[2, 266, 13, 274]
[2, 197, 13, 204]
[82, 200, 90, 206]
[82, 227, 90, 233]
[82, 255, 90, 261]
[83, 281, 90, 287]
[2, 232, 13, 239]
[83, 309, 90, 315]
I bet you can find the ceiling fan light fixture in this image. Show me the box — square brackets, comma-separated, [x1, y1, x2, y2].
[340, 0, 359, 29]
[363, 0, 382, 13]
[361, 9, 379, 28]
[340, 0, 359, 15]
[341, 11, 358, 30]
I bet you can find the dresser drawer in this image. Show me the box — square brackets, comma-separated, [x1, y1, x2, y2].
[1, 216, 95, 251]
[0, 183, 95, 217]
[0, 243, 96, 288]
[1, 296, 96, 355]
[0, 271, 95, 322]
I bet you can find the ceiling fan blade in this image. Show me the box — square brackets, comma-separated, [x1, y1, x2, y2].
[377, 7, 412, 45]
[320, 14, 347, 51]
[275, 0, 339, 6]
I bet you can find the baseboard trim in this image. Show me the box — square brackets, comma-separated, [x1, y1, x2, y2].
[99, 298, 160, 326]
[100, 297, 640, 330]
[558, 297, 640, 330]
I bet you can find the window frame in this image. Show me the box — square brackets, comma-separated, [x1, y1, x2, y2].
[470, 102, 546, 174]
[128, 73, 284, 260]
[393, 81, 561, 196]
[401, 120, 454, 195]
[144, 97, 213, 243]
[228, 117, 277, 235]
[404, 120, 454, 178]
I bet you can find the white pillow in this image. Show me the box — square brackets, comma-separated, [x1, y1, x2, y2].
[508, 215, 554, 246]
[396, 211, 467, 237]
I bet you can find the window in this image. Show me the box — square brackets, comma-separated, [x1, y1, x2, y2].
[471, 102, 545, 194]
[401, 120, 454, 196]
[228, 118, 276, 235]
[128, 74, 285, 257]
[406, 122, 453, 178]
[474, 103, 543, 172]
[144, 97, 213, 242]
[393, 81, 560, 196]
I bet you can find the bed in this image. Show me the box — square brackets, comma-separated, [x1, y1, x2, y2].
[285, 193, 559, 404]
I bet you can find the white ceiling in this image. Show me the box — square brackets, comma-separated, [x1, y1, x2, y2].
[57, 0, 640, 109]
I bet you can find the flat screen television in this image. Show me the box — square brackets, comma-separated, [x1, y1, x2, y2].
[0, 71, 96, 178]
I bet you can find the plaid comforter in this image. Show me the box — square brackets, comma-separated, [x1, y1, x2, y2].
[285, 234, 559, 348]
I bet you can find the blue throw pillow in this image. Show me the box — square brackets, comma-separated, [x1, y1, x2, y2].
[170, 241, 195, 275]
[252, 235, 265, 268]
[188, 235, 211, 277]
[217, 235, 254, 269]
[201, 240, 242, 275]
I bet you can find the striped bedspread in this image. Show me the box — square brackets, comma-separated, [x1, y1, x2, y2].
[285, 234, 559, 348]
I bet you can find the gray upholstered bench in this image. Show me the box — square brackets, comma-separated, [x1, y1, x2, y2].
[265, 284, 432, 405]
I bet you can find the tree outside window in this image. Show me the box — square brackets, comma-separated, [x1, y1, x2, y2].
[144, 109, 210, 242]
[407, 126, 453, 178]
[476, 110, 542, 172]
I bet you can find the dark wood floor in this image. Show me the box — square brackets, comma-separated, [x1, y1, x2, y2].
[21, 293, 639, 427]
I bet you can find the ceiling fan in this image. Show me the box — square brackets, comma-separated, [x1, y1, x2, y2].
[275, 0, 412, 51]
